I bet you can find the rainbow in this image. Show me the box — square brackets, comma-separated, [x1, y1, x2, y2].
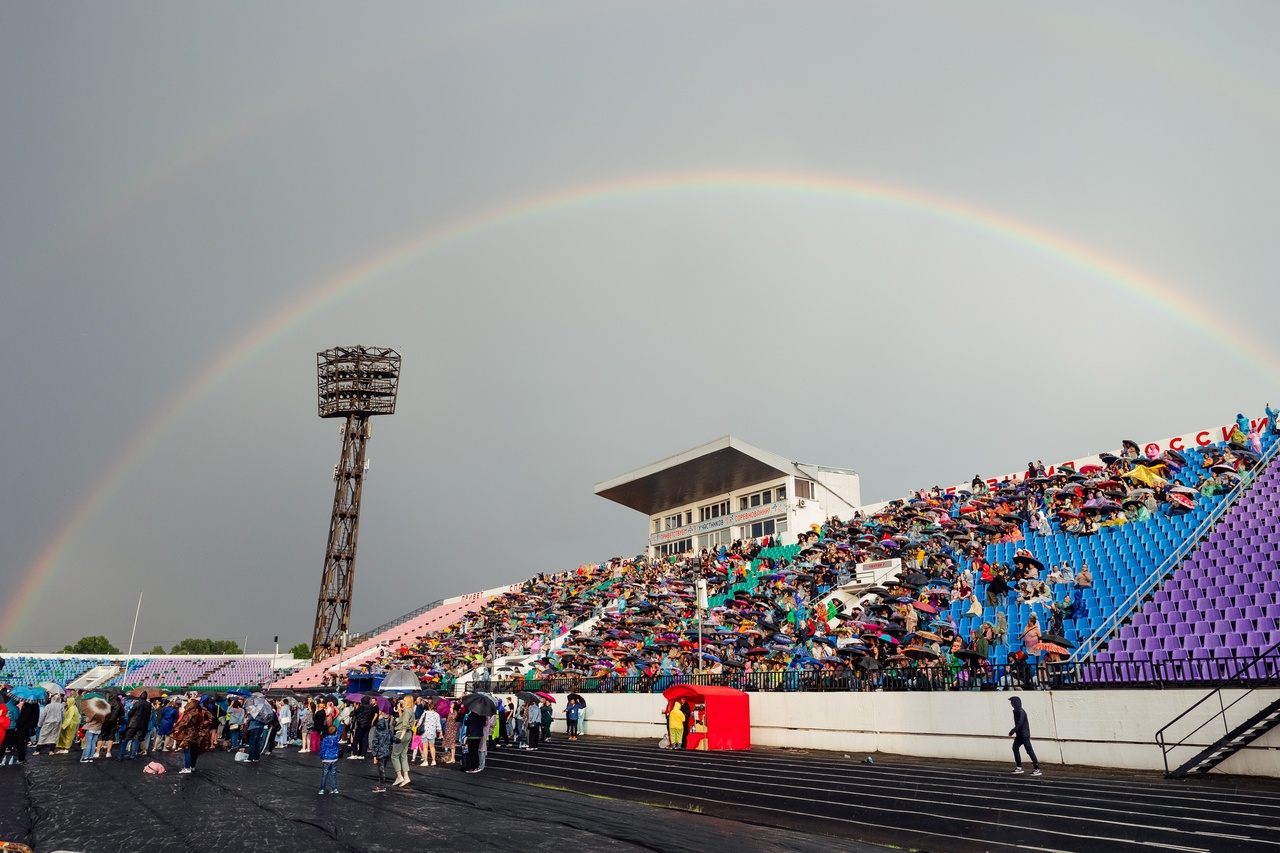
[5, 170, 1276, 643]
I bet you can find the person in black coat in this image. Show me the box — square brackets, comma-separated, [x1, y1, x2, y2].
[8, 700, 40, 765]
[119, 691, 152, 761]
[1008, 696, 1041, 775]
[99, 694, 124, 760]
[351, 697, 376, 758]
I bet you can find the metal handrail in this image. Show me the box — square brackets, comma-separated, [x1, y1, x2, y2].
[1153, 637, 1280, 776]
[1070, 437, 1280, 664]
[351, 598, 445, 643]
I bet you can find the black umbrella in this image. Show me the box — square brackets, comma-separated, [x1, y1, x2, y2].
[567, 693, 586, 704]
[515, 690, 542, 704]
[1039, 634, 1075, 648]
[901, 572, 928, 586]
[1012, 554, 1044, 572]
[954, 649, 986, 661]
[459, 692, 498, 715]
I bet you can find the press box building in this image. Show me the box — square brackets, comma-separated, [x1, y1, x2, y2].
[595, 436, 861, 557]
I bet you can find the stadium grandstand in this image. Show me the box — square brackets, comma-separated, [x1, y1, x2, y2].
[4, 407, 1278, 776]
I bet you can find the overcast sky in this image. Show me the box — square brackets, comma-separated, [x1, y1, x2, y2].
[2, 2, 1278, 653]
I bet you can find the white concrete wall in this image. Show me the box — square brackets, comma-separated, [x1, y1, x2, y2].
[549, 689, 1280, 777]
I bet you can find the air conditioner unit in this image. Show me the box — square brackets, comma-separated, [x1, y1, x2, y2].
[798, 499, 806, 508]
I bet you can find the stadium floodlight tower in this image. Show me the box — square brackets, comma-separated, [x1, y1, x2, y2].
[310, 345, 401, 662]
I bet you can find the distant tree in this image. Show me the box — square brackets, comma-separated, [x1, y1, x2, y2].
[148, 645, 165, 655]
[289, 643, 311, 660]
[169, 638, 242, 655]
[62, 635, 120, 654]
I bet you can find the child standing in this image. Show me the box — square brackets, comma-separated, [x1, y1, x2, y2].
[318, 725, 341, 794]
[370, 712, 392, 793]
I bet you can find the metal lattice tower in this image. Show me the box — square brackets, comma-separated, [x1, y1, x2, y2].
[311, 345, 401, 662]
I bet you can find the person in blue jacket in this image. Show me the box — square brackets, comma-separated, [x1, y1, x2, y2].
[318, 725, 342, 794]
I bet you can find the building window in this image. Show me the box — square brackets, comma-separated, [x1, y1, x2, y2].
[749, 519, 776, 539]
[740, 486, 784, 510]
[795, 479, 815, 500]
[699, 529, 731, 549]
[699, 500, 730, 522]
[655, 538, 692, 557]
[663, 513, 685, 531]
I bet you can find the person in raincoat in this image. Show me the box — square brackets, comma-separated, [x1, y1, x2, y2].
[172, 698, 214, 774]
[666, 701, 685, 750]
[56, 691, 81, 753]
[34, 694, 64, 756]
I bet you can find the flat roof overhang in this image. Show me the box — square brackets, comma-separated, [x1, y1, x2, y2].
[594, 436, 798, 517]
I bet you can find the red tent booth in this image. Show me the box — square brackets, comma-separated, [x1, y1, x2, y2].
[662, 684, 751, 751]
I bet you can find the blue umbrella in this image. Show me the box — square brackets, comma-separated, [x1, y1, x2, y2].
[11, 686, 46, 701]
[227, 688, 252, 698]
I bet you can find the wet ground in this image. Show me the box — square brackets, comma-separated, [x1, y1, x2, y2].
[3, 736, 1279, 853]
[0, 741, 887, 853]
[484, 737, 1280, 852]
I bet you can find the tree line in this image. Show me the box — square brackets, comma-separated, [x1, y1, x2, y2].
[57, 636, 311, 658]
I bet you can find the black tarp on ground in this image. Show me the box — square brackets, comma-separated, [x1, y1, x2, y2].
[0, 746, 887, 853]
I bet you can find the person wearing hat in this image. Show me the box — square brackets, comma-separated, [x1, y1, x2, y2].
[1008, 696, 1041, 776]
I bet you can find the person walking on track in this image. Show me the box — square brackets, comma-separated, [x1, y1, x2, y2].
[1008, 696, 1042, 776]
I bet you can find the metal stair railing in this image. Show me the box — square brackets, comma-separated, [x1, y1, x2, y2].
[1154, 637, 1280, 777]
[1069, 436, 1280, 666]
[349, 598, 445, 644]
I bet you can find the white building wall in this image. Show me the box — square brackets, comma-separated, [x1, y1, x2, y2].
[548, 689, 1280, 777]
[645, 468, 861, 555]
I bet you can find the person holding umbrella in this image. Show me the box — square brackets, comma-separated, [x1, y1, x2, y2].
[390, 695, 414, 786]
[566, 696, 583, 741]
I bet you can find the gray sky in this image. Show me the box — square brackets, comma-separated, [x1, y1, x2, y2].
[2, 1, 1278, 653]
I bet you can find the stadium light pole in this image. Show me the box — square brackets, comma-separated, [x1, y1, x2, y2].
[127, 591, 142, 656]
[696, 577, 708, 678]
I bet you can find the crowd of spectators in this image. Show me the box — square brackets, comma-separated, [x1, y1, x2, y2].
[337, 421, 1268, 698]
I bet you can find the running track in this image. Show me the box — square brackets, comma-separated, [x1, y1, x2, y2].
[485, 737, 1280, 852]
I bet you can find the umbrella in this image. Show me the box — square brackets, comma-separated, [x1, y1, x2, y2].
[535, 692, 557, 703]
[11, 686, 46, 701]
[227, 688, 252, 698]
[567, 693, 585, 705]
[38, 681, 64, 695]
[902, 646, 939, 658]
[377, 669, 422, 694]
[954, 649, 986, 661]
[912, 601, 938, 614]
[516, 690, 543, 704]
[1036, 642, 1069, 655]
[915, 631, 943, 642]
[460, 692, 498, 715]
[245, 693, 274, 723]
[1039, 634, 1075, 649]
[1012, 554, 1045, 572]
